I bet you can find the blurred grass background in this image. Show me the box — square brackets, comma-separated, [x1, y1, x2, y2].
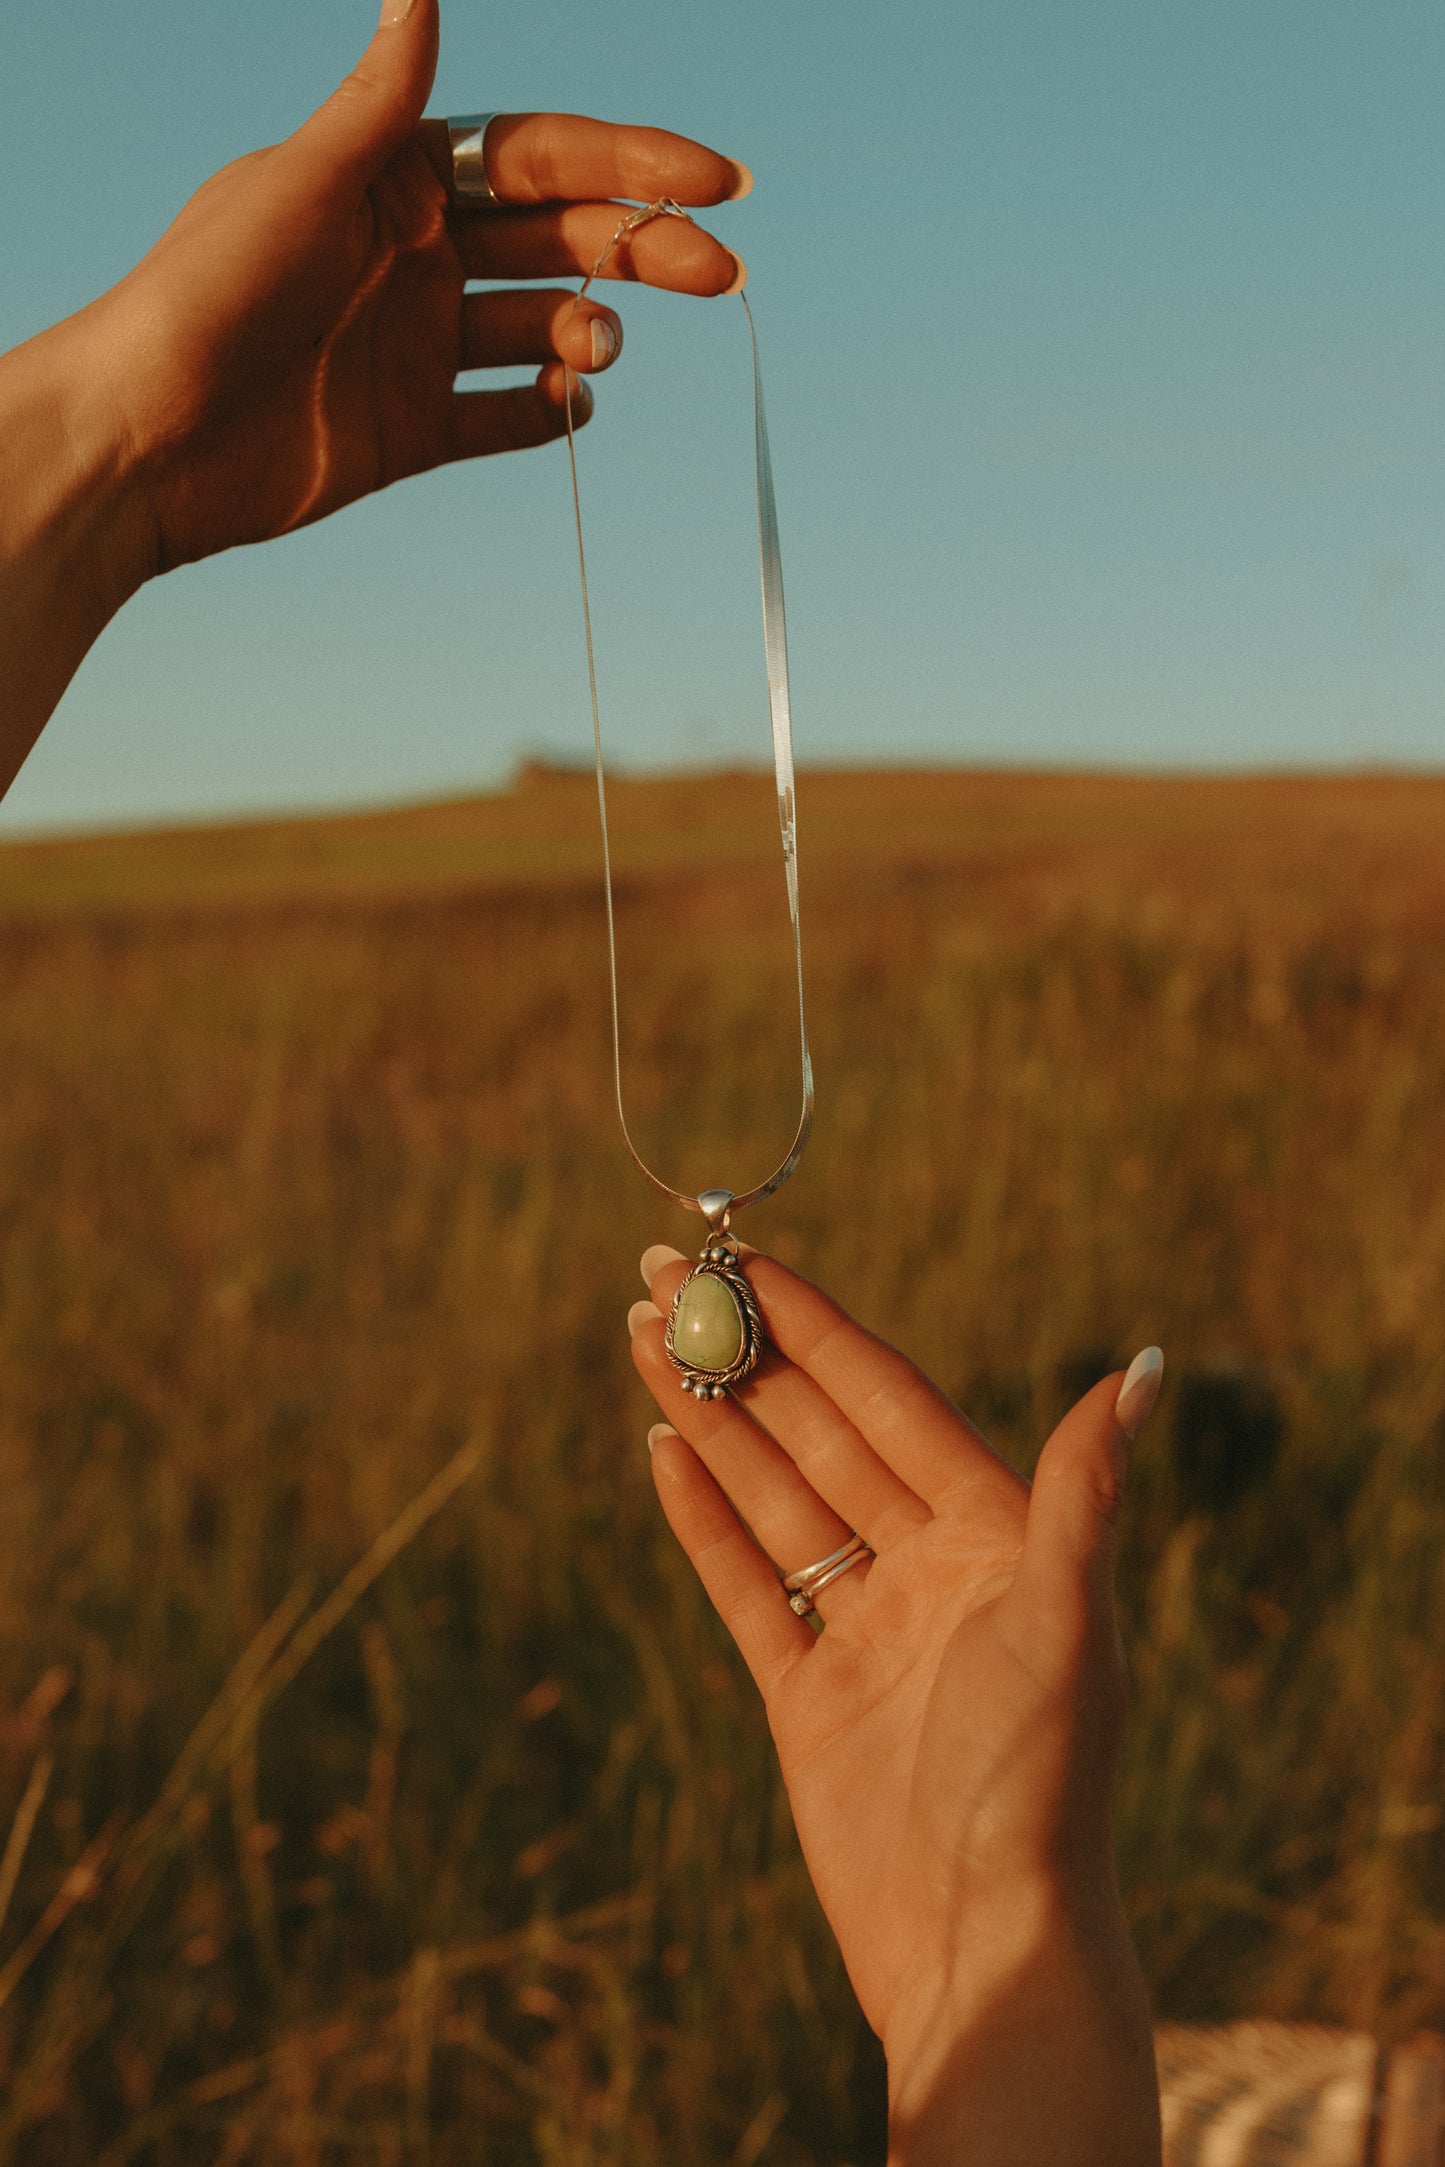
[3, 765, 1445, 2161]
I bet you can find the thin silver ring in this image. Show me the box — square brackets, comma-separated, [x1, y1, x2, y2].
[447, 113, 504, 205]
[787, 1545, 874, 1618]
[783, 1533, 869, 1594]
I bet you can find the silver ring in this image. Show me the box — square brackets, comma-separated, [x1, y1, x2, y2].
[783, 1533, 869, 1593]
[783, 1532, 874, 1617]
[787, 1547, 874, 1617]
[447, 113, 504, 205]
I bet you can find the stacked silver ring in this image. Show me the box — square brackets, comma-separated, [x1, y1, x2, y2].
[782, 1533, 874, 1618]
[447, 113, 504, 204]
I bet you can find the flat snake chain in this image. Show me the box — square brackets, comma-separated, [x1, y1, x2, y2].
[561, 200, 813, 1221]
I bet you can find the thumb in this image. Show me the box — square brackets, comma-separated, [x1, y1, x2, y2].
[292, 0, 440, 195]
[1013, 1348, 1164, 1662]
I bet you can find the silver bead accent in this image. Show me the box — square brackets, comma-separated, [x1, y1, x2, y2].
[710, 1383, 727, 1400]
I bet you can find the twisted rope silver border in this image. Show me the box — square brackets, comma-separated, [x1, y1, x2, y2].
[664, 1259, 764, 1397]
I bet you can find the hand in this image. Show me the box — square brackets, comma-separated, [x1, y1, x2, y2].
[69, 0, 747, 573]
[0, 0, 747, 792]
[629, 1245, 1164, 2166]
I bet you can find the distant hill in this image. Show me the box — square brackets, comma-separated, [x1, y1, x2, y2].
[2, 763, 1444, 918]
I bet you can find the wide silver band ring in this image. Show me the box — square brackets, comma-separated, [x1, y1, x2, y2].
[783, 1532, 874, 1617]
[447, 113, 504, 205]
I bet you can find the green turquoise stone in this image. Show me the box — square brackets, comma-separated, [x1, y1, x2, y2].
[673, 1272, 744, 1372]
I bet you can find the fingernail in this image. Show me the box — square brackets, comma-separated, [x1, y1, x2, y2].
[379, 0, 415, 24]
[722, 253, 748, 296]
[640, 1244, 688, 1286]
[1115, 1347, 1164, 1439]
[725, 160, 754, 201]
[647, 1423, 679, 1457]
[589, 317, 619, 369]
[627, 1299, 662, 1340]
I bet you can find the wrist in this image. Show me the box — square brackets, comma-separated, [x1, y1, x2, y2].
[883, 1883, 1161, 2167]
[0, 310, 158, 793]
[0, 309, 158, 592]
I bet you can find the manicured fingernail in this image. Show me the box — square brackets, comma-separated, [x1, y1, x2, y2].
[628, 1299, 662, 1340]
[725, 160, 754, 201]
[589, 317, 619, 368]
[722, 253, 748, 296]
[640, 1244, 688, 1286]
[379, 0, 415, 24]
[1115, 1347, 1164, 1439]
[647, 1423, 679, 1457]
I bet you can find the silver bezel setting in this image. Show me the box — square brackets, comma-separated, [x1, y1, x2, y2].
[664, 1252, 764, 1398]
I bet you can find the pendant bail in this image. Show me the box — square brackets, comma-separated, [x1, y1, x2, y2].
[697, 1189, 735, 1234]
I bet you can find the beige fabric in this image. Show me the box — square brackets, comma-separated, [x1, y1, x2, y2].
[1156, 2024, 1377, 2167]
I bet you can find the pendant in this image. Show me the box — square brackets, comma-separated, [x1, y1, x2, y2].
[665, 1190, 764, 1400]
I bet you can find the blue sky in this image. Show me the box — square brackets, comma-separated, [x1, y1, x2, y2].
[4, 0, 1445, 830]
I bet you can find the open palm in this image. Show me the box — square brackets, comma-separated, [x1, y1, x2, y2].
[632, 1246, 1146, 2049]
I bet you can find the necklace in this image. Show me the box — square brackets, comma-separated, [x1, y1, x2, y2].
[563, 199, 813, 1399]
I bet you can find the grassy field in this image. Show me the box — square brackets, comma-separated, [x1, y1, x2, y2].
[5, 764, 1445, 2161]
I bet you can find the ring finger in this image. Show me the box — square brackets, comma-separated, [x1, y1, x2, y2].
[460, 287, 623, 375]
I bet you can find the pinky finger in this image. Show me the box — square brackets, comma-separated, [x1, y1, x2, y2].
[649, 1424, 813, 1692]
[447, 363, 592, 462]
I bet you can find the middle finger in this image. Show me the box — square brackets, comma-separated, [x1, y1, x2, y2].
[453, 202, 743, 297]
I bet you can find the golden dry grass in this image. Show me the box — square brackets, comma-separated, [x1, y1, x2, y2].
[4, 764, 1445, 2161]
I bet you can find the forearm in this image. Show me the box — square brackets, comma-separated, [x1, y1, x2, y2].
[0, 314, 153, 799]
[884, 1893, 1162, 2167]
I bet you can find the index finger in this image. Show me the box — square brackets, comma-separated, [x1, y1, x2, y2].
[417, 113, 751, 209]
[644, 1248, 1024, 1514]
